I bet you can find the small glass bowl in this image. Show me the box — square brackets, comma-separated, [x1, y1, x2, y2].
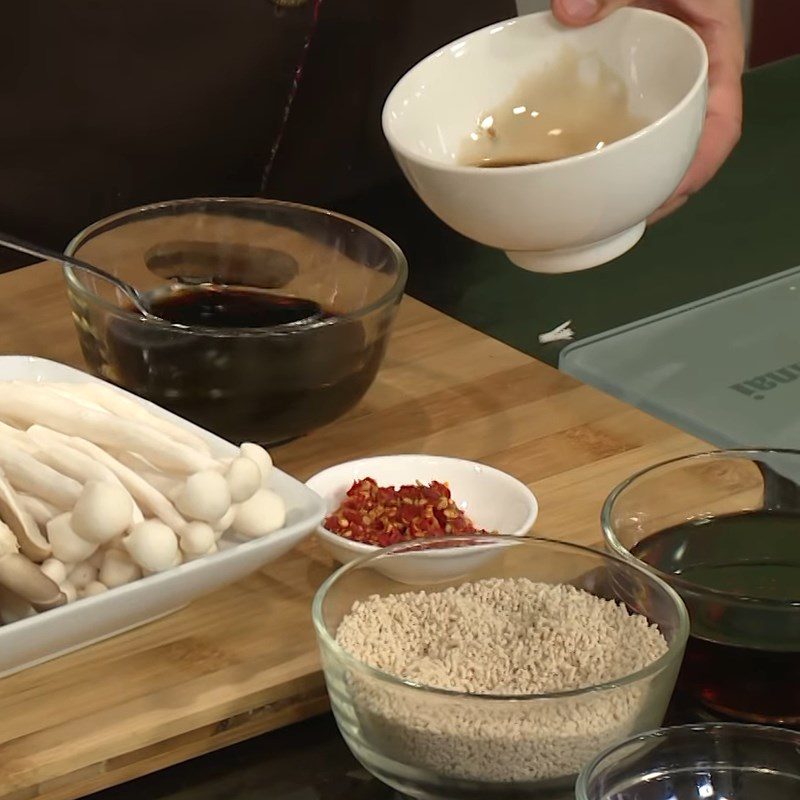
[602, 449, 800, 725]
[312, 535, 689, 800]
[576, 722, 800, 800]
[64, 198, 407, 445]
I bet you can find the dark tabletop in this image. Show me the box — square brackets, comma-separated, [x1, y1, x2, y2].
[83, 55, 800, 800]
[84, 693, 709, 800]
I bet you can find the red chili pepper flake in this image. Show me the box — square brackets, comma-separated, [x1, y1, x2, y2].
[324, 477, 493, 547]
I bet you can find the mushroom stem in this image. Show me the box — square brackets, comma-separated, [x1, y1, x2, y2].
[0, 440, 81, 509]
[46, 382, 212, 454]
[0, 470, 52, 561]
[27, 427, 145, 523]
[0, 421, 37, 453]
[17, 493, 59, 527]
[0, 385, 216, 473]
[116, 452, 182, 495]
[33, 430, 187, 531]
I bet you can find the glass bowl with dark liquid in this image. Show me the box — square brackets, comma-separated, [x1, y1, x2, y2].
[602, 450, 800, 727]
[63, 198, 407, 445]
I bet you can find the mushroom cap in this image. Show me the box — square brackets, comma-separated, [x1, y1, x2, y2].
[0, 550, 66, 610]
[124, 520, 179, 572]
[231, 488, 286, 538]
[226, 457, 261, 503]
[174, 470, 231, 523]
[239, 443, 273, 486]
[0, 472, 51, 561]
[99, 548, 142, 588]
[71, 480, 135, 544]
[68, 560, 98, 590]
[179, 521, 216, 556]
[81, 580, 109, 598]
[46, 513, 98, 563]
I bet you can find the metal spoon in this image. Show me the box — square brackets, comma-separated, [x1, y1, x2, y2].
[0, 233, 324, 328]
[0, 231, 158, 319]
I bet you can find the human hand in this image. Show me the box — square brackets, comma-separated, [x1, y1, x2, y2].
[551, 0, 744, 221]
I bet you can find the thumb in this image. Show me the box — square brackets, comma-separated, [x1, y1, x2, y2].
[551, 0, 632, 26]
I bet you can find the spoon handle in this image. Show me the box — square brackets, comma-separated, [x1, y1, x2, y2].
[0, 231, 147, 313]
[0, 231, 96, 270]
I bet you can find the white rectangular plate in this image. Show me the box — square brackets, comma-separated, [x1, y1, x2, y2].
[0, 356, 325, 677]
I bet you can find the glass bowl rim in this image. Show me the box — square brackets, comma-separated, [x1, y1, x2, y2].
[601, 447, 800, 610]
[575, 721, 800, 800]
[312, 533, 689, 702]
[63, 196, 409, 336]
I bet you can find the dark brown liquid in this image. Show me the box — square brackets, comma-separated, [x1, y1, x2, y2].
[631, 511, 800, 727]
[459, 47, 648, 168]
[147, 286, 323, 328]
[87, 286, 387, 446]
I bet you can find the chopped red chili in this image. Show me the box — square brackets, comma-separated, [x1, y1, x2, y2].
[324, 477, 493, 547]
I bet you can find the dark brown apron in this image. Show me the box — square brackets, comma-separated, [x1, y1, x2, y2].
[0, 0, 514, 270]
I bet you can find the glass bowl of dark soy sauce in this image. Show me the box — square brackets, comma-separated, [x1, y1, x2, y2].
[602, 449, 800, 727]
[63, 198, 407, 445]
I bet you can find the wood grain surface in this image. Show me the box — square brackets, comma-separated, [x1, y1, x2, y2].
[0, 262, 705, 800]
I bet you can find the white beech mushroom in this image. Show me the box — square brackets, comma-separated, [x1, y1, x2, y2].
[0, 382, 290, 618]
[0, 587, 37, 624]
[225, 456, 261, 503]
[212, 505, 236, 538]
[40, 430, 187, 531]
[39, 384, 108, 414]
[17, 493, 59, 527]
[81, 580, 108, 598]
[173, 470, 231, 523]
[0, 420, 37, 453]
[46, 513, 98, 563]
[40, 557, 69, 586]
[59, 581, 77, 604]
[231, 488, 286, 539]
[26, 426, 144, 523]
[0, 471, 51, 561]
[0, 440, 82, 509]
[70, 481, 134, 544]
[0, 522, 65, 610]
[0, 384, 216, 472]
[239, 443, 273, 486]
[179, 521, 216, 557]
[99, 548, 142, 588]
[68, 560, 98, 590]
[116, 452, 182, 495]
[47, 382, 212, 454]
[123, 521, 179, 572]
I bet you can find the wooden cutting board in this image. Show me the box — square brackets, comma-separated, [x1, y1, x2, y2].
[0, 262, 704, 800]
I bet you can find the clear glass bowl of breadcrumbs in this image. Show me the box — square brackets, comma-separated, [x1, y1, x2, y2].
[312, 535, 689, 800]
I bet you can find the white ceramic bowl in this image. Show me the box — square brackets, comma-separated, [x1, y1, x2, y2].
[382, 8, 708, 273]
[0, 357, 325, 677]
[306, 454, 538, 584]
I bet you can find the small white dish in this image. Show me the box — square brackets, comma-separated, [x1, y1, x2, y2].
[306, 454, 538, 584]
[382, 8, 708, 273]
[0, 356, 325, 677]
